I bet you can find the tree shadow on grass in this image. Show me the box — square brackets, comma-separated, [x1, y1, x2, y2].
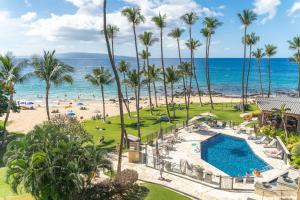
[124, 186, 149, 200]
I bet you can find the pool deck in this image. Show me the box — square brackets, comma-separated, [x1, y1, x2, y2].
[112, 123, 291, 200]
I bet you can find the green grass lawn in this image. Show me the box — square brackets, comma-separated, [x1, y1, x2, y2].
[83, 102, 258, 148]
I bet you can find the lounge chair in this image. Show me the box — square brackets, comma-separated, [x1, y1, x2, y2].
[264, 139, 277, 148]
[264, 149, 282, 159]
[254, 136, 268, 144]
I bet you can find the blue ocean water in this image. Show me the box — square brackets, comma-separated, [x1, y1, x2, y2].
[14, 57, 298, 102]
[201, 134, 271, 177]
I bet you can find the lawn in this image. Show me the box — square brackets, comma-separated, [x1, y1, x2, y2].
[83, 102, 258, 147]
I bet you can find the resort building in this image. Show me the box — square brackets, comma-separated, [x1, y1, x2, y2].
[256, 97, 300, 133]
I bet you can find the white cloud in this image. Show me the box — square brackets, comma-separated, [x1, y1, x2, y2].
[24, 0, 31, 7]
[287, 2, 300, 16]
[21, 12, 37, 22]
[253, 0, 281, 24]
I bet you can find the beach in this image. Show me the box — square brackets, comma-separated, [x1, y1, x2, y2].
[1, 95, 243, 133]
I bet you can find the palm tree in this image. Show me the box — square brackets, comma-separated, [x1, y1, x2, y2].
[238, 9, 257, 112]
[178, 62, 191, 122]
[85, 67, 113, 121]
[148, 64, 161, 108]
[118, 60, 130, 101]
[31, 51, 73, 121]
[103, 0, 126, 174]
[252, 48, 266, 97]
[272, 104, 291, 142]
[181, 12, 198, 41]
[152, 13, 171, 121]
[265, 44, 277, 98]
[139, 32, 158, 114]
[168, 28, 185, 63]
[101, 24, 119, 60]
[139, 50, 149, 72]
[244, 33, 260, 102]
[288, 36, 300, 96]
[185, 39, 202, 110]
[122, 7, 145, 137]
[166, 66, 180, 118]
[201, 17, 223, 110]
[0, 53, 29, 130]
[125, 70, 140, 119]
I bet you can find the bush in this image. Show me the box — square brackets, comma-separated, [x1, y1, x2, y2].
[291, 157, 300, 168]
[258, 125, 284, 138]
[292, 143, 300, 159]
[251, 110, 261, 117]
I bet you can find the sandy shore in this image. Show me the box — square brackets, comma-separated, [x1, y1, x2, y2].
[0, 95, 242, 133]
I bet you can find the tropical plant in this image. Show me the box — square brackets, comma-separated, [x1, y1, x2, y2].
[201, 17, 223, 109]
[237, 9, 257, 112]
[244, 33, 260, 102]
[165, 66, 180, 118]
[288, 36, 300, 96]
[181, 12, 198, 39]
[265, 44, 277, 97]
[152, 13, 171, 121]
[31, 51, 73, 121]
[147, 64, 161, 108]
[272, 104, 291, 142]
[122, 7, 145, 137]
[103, 0, 126, 174]
[4, 116, 111, 200]
[178, 62, 191, 121]
[101, 24, 119, 60]
[85, 67, 113, 121]
[252, 48, 265, 97]
[0, 53, 29, 129]
[168, 27, 185, 63]
[139, 31, 158, 114]
[291, 142, 300, 159]
[118, 60, 130, 101]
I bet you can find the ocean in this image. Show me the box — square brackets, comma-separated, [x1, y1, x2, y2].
[15, 57, 299, 102]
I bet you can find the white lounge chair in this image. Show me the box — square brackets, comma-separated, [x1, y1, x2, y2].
[254, 136, 268, 144]
[265, 150, 283, 159]
[264, 139, 277, 148]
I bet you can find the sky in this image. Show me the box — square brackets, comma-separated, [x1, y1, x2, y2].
[0, 0, 299, 58]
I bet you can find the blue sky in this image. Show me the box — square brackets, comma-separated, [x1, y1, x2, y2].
[0, 0, 299, 58]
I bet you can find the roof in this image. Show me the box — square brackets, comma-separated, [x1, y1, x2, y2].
[256, 96, 300, 115]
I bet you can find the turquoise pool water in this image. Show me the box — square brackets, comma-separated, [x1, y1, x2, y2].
[201, 134, 272, 177]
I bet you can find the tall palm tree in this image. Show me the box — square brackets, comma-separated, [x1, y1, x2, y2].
[244, 33, 260, 102]
[288, 36, 300, 96]
[168, 28, 185, 63]
[238, 9, 257, 112]
[85, 67, 113, 121]
[178, 62, 191, 122]
[252, 48, 266, 97]
[101, 24, 119, 60]
[201, 17, 223, 110]
[122, 7, 145, 137]
[272, 104, 291, 142]
[103, 0, 126, 174]
[152, 13, 171, 121]
[165, 66, 180, 118]
[139, 32, 158, 114]
[139, 50, 149, 72]
[148, 64, 161, 108]
[185, 39, 202, 113]
[265, 44, 277, 98]
[31, 51, 73, 121]
[0, 53, 29, 130]
[118, 60, 130, 101]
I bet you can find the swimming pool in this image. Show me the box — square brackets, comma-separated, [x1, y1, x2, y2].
[201, 134, 272, 177]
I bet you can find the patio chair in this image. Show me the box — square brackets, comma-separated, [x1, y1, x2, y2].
[265, 150, 282, 159]
[263, 139, 277, 148]
[254, 136, 268, 144]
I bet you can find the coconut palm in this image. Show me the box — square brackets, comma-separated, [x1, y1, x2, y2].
[31, 51, 73, 121]
[244, 33, 260, 102]
[181, 12, 198, 40]
[139, 32, 158, 114]
[237, 9, 257, 112]
[165, 66, 180, 118]
[0, 53, 30, 130]
[85, 67, 113, 121]
[152, 13, 171, 121]
[148, 64, 161, 107]
[272, 104, 291, 142]
[252, 48, 266, 97]
[103, 0, 126, 174]
[168, 28, 185, 63]
[265, 44, 277, 98]
[288, 36, 300, 96]
[178, 62, 191, 122]
[118, 60, 130, 101]
[201, 17, 223, 110]
[122, 7, 145, 137]
[101, 24, 119, 60]
[139, 50, 149, 72]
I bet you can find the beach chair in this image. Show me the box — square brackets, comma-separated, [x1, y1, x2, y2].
[265, 150, 282, 159]
[263, 139, 277, 148]
[254, 136, 268, 144]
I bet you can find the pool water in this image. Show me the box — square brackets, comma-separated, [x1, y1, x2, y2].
[201, 134, 272, 177]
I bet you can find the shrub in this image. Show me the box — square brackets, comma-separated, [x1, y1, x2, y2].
[291, 157, 300, 168]
[292, 143, 300, 159]
[251, 110, 261, 117]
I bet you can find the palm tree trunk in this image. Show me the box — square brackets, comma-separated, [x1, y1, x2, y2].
[45, 84, 51, 121]
[193, 54, 202, 106]
[103, 0, 126, 174]
[171, 82, 175, 118]
[268, 57, 271, 98]
[241, 27, 247, 112]
[146, 47, 153, 114]
[282, 115, 288, 142]
[245, 44, 252, 104]
[258, 59, 264, 97]
[177, 38, 182, 63]
[298, 64, 300, 97]
[206, 36, 214, 110]
[101, 85, 106, 121]
[124, 73, 129, 100]
[159, 28, 171, 122]
[3, 89, 13, 129]
[132, 25, 141, 139]
[153, 81, 158, 107]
